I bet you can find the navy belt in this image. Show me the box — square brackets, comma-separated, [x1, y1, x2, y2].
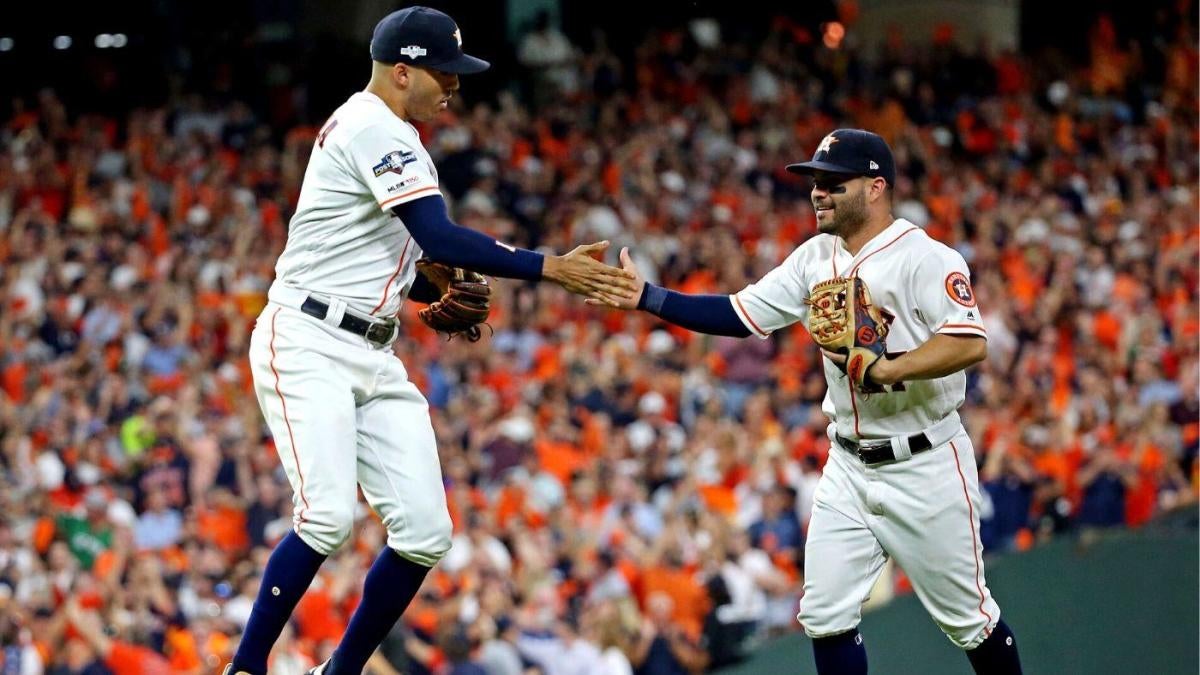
[300, 297, 396, 346]
[836, 432, 933, 465]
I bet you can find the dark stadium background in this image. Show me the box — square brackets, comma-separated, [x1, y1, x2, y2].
[3, 0, 1190, 122]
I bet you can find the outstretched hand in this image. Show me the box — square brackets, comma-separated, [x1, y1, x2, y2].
[542, 241, 639, 306]
[585, 247, 645, 310]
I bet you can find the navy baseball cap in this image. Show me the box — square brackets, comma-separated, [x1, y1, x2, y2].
[370, 6, 490, 74]
[786, 129, 896, 186]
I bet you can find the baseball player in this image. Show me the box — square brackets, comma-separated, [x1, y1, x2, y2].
[598, 130, 1023, 674]
[224, 7, 635, 675]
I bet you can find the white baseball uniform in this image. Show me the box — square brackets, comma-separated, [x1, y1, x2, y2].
[731, 218, 1000, 648]
[247, 91, 452, 564]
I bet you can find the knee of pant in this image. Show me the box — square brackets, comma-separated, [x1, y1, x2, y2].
[385, 508, 452, 567]
[298, 504, 357, 555]
[797, 596, 860, 639]
[943, 617, 994, 650]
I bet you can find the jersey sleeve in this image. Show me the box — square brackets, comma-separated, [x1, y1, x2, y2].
[730, 249, 810, 339]
[343, 123, 441, 212]
[911, 248, 987, 339]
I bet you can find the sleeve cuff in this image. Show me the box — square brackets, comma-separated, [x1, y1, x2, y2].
[379, 185, 442, 210]
[731, 294, 770, 339]
[937, 323, 988, 339]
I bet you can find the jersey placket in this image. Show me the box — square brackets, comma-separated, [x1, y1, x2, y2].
[836, 225, 920, 440]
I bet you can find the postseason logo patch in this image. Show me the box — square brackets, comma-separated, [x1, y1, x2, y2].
[373, 150, 418, 177]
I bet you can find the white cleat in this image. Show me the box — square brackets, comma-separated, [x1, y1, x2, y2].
[306, 660, 330, 675]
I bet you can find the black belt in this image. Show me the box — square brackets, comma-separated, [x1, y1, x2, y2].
[836, 432, 932, 465]
[301, 297, 396, 345]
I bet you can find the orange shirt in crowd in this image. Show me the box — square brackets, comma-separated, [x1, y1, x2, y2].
[196, 503, 250, 554]
[105, 641, 172, 675]
[535, 439, 591, 485]
[639, 565, 710, 638]
[293, 583, 346, 644]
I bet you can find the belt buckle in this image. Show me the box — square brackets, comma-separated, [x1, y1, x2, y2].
[366, 318, 398, 346]
[857, 439, 892, 464]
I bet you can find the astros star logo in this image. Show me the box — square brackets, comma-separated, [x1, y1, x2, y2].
[944, 271, 977, 307]
[816, 133, 838, 155]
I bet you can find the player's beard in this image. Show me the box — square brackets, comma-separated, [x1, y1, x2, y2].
[817, 185, 869, 239]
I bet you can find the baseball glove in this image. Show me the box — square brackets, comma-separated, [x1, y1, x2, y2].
[415, 258, 492, 342]
[806, 276, 889, 390]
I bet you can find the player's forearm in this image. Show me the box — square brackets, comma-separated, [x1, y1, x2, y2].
[873, 334, 986, 384]
[392, 196, 544, 280]
[637, 284, 753, 338]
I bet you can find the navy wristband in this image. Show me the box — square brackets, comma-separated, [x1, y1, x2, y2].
[636, 284, 751, 338]
[639, 284, 668, 313]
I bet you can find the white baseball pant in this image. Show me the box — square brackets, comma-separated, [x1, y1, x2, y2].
[248, 301, 452, 566]
[798, 427, 1001, 649]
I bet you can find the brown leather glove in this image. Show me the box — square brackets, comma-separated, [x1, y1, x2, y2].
[415, 258, 492, 342]
[806, 276, 890, 390]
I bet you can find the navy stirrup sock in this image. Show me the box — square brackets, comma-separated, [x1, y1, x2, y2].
[232, 531, 327, 674]
[812, 629, 869, 675]
[966, 620, 1023, 675]
[327, 547, 431, 675]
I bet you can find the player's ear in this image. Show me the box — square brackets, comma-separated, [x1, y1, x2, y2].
[391, 62, 410, 88]
[868, 177, 887, 203]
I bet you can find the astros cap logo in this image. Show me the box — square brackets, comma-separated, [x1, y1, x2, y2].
[816, 133, 839, 156]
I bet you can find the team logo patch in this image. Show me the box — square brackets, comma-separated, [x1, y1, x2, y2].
[857, 326, 878, 344]
[945, 271, 976, 307]
[400, 45, 427, 59]
[373, 150, 417, 177]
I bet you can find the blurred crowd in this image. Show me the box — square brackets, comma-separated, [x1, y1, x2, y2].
[0, 6, 1197, 675]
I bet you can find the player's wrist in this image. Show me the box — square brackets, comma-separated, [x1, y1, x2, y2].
[539, 254, 560, 283]
[867, 356, 898, 385]
[638, 283, 666, 313]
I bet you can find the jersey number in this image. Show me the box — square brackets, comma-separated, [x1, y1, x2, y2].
[317, 118, 338, 149]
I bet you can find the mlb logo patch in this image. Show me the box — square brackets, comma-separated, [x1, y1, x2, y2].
[373, 150, 417, 177]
